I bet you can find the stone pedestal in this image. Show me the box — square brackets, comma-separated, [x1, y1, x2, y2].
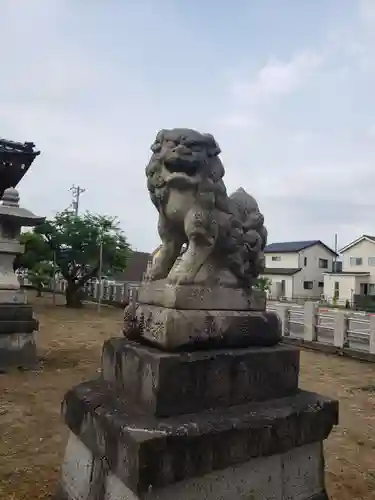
[124, 281, 281, 350]
[0, 188, 44, 372]
[58, 338, 338, 499]
[0, 303, 38, 371]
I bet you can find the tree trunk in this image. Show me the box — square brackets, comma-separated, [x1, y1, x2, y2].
[65, 281, 85, 308]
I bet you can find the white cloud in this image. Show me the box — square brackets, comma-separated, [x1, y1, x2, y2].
[218, 49, 326, 130]
[217, 113, 258, 130]
[231, 50, 324, 103]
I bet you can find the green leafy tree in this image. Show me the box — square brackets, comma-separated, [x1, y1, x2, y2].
[14, 232, 54, 296]
[28, 262, 55, 297]
[15, 210, 130, 308]
[254, 276, 272, 292]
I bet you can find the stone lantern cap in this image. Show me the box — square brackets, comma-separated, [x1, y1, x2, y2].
[0, 187, 45, 227]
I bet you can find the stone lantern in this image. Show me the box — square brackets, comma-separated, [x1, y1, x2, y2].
[0, 187, 45, 371]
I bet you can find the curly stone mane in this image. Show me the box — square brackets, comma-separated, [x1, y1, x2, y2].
[145, 128, 267, 288]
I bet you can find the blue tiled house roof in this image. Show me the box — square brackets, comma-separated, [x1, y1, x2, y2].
[264, 240, 337, 255]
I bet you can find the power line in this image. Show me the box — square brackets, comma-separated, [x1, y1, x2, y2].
[69, 185, 86, 215]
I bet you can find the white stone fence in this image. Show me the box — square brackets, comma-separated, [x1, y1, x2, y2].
[53, 279, 138, 306]
[269, 302, 375, 358]
[50, 280, 375, 360]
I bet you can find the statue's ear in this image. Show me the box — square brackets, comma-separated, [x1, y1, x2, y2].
[203, 133, 221, 157]
[208, 156, 225, 182]
[151, 130, 166, 153]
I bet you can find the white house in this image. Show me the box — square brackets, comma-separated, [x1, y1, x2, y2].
[323, 235, 375, 305]
[262, 240, 337, 300]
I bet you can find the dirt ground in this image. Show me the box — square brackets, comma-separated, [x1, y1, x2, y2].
[0, 293, 374, 500]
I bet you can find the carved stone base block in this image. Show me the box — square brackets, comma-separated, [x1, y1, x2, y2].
[138, 280, 266, 311]
[58, 378, 337, 500]
[124, 305, 281, 350]
[102, 339, 300, 417]
[0, 304, 38, 371]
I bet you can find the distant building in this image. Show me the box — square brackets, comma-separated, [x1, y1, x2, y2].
[323, 234, 375, 305]
[262, 240, 337, 300]
[113, 251, 151, 286]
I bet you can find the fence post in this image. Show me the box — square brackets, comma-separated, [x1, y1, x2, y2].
[114, 285, 121, 304]
[276, 305, 289, 337]
[333, 311, 349, 348]
[369, 315, 375, 354]
[120, 284, 126, 304]
[304, 301, 318, 341]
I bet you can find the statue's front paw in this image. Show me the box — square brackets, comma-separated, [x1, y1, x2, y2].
[145, 266, 167, 282]
[167, 272, 194, 285]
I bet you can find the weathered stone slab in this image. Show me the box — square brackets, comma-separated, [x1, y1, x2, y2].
[0, 304, 34, 321]
[0, 318, 38, 334]
[0, 332, 37, 371]
[59, 432, 327, 500]
[138, 280, 266, 311]
[102, 339, 300, 417]
[0, 289, 26, 304]
[125, 305, 281, 350]
[62, 379, 338, 496]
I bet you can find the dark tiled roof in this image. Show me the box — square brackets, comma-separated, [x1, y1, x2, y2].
[0, 138, 40, 156]
[264, 240, 337, 255]
[0, 138, 40, 195]
[113, 251, 150, 283]
[262, 268, 301, 276]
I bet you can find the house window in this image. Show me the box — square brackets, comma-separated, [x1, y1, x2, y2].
[350, 257, 363, 266]
[271, 256, 281, 261]
[319, 258, 328, 269]
[304, 257, 307, 266]
[318, 281, 324, 287]
[334, 281, 339, 299]
[368, 284, 375, 295]
[368, 257, 375, 266]
[303, 281, 313, 290]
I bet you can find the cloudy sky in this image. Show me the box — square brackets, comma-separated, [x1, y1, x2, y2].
[1, 0, 375, 253]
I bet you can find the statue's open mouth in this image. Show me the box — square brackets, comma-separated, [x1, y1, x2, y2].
[164, 158, 199, 177]
[163, 159, 202, 189]
[164, 171, 201, 189]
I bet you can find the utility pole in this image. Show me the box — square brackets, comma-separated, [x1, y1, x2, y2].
[97, 228, 104, 313]
[52, 249, 57, 306]
[69, 185, 86, 216]
[334, 233, 338, 272]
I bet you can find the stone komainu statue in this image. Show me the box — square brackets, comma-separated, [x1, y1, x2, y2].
[145, 128, 267, 289]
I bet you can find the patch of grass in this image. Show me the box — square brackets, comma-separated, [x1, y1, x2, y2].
[0, 292, 374, 499]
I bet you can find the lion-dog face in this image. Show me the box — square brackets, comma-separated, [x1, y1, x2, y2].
[149, 128, 223, 189]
